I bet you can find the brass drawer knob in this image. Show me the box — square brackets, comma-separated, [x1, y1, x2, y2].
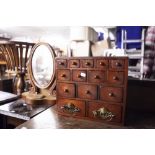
[77, 74, 81, 78]
[64, 88, 69, 93]
[72, 62, 77, 65]
[115, 62, 121, 66]
[108, 92, 113, 97]
[94, 75, 99, 79]
[92, 107, 115, 121]
[59, 62, 64, 65]
[85, 90, 90, 94]
[61, 74, 66, 77]
[113, 76, 117, 80]
[85, 62, 90, 66]
[99, 62, 105, 66]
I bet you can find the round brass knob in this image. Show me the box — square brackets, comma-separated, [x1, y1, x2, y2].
[59, 62, 64, 65]
[77, 74, 81, 78]
[94, 75, 99, 79]
[100, 62, 105, 66]
[113, 76, 117, 80]
[85, 62, 90, 65]
[85, 90, 90, 94]
[108, 93, 113, 97]
[64, 88, 69, 93]
[72, 62, 77, 65]
[61, 74, 66, 77]
[115, 62, 120, 66]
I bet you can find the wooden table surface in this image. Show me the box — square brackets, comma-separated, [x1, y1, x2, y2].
[16, 106, 124, 129]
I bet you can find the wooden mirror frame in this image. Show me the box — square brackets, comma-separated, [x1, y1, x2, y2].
[23, 42, 56, 105]
[27, 42, 56, 91]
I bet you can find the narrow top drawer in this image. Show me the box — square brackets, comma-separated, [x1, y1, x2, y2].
[69, 59, 80, 68]
[56, 59, 67, 68]
[96, 59, 108, 69]
[81, 59, 94, 68]
[109, 59, 125, 70]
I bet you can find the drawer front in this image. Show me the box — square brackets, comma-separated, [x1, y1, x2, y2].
[57, 99, 85, 117]
[100, 86, 123, 103]
[109, 59, 125, 70]
[96, 59, 108, 69]
[57, 83, 75, 98]
[81, 59, 94, 68]
[88, 101, 122, 123]
[69, 59, 80, 68]
[72, 70, 87, 82]
[88, 70, 106, 83]
[77, 84, 97, 100]
[56, 59, 67, 69]
[57, 69, 71, 81]
[108, 71, 124, 85]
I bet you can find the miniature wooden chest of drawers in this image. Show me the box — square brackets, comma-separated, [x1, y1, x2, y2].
[56, 57, 128, 125]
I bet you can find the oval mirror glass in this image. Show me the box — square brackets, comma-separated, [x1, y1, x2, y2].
[31, 44, 54, 89]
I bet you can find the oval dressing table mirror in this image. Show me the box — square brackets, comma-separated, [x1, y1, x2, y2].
[22, 42, 56, 105]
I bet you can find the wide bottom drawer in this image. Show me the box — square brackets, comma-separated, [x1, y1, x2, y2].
[57, 99, 86, 117]
[88, 101, 122, 123]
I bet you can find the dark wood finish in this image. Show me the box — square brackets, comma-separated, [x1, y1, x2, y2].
[72, 70, 87, 82]
[81, 59, 94, 68]
[56, 57, 128, 125]
[56, 59, 67, 69]
[96, 59, 108, 69]
[57, 69, 71, 81]
[15, 104, 155, 129]
[69, 59, 80, 68]
[77, 84, 97, 100]
[0, 41, 35, 94]
[57, 99, 86, 117]
[108, 71, 124, 85]
[24, 42, 56, 105]
[0, 41, 35, 72]
[88, 101, 122, 123]
[109, 59, 125, 70]
[100, 86, 123, 103]
[57, 82, 75, 98]
[16, 106, 124, 129]
[88, 70, 106, 83]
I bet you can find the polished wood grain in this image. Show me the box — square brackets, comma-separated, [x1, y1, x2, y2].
[57, 99, 86, 117]
[56, 57, 128, 125]
[99, 86, 123, 103]
[57, 82, 75, 98]
[16, 106, 123, 129]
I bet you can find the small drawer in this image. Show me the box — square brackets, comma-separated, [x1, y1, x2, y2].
[77, 84, 97, 100]
[88, 101, 122, 123]
[81, 59, 94, 68]
[88, 70, 106, 83]
[108, 71, 124, 85]
[56, 59, 67, 69]
[72, 70, 87, 82]
[57, 69, 71, 81]
[96, 59, 108, 69]
[57, 83, 75, 98]
[100, 86, 123, 103]
[69, 59, 80, 68]
[109, 59, 125, 70]
[57, 99, 85, 117]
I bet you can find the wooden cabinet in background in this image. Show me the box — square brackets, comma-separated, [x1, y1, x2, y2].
[56, 57, 128, 125]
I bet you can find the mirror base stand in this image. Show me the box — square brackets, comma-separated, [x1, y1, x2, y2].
[22, 91, 56, 105]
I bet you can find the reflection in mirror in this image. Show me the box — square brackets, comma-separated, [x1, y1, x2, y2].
[32, 45, 54, 88]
